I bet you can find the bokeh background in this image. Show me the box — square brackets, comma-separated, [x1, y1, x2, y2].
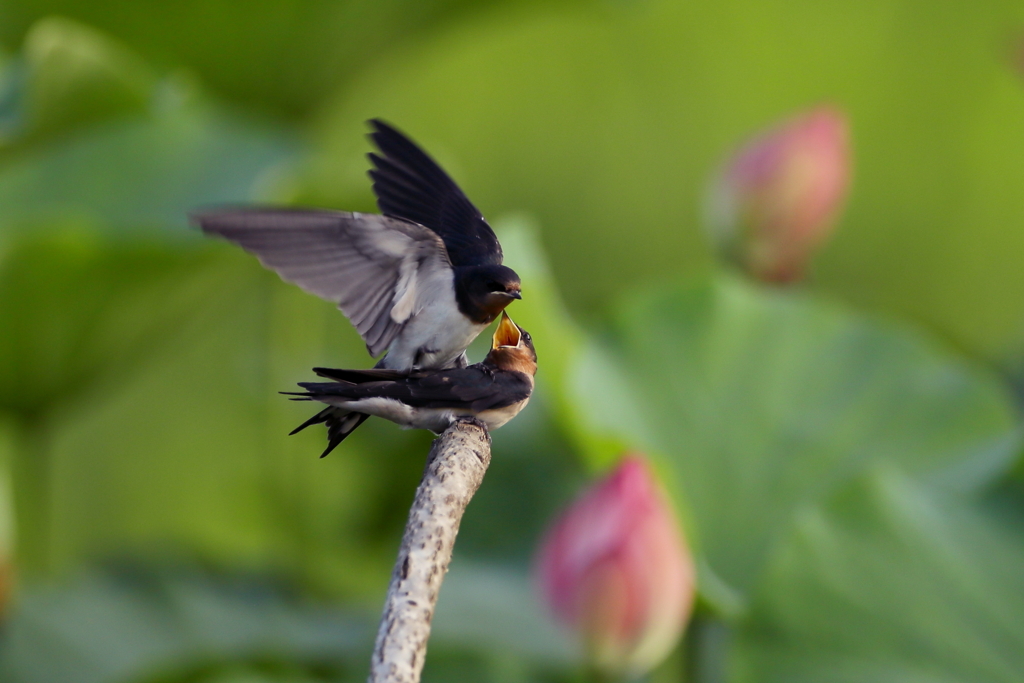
[0, 0, 1023, 681]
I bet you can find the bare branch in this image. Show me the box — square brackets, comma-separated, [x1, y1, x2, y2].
[369, 418, 492, 683]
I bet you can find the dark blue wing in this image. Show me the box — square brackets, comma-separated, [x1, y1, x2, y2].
[367, 119, 503, 268]
[298, 366, 532, 412]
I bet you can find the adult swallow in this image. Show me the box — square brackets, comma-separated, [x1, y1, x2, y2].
[287, 312, 536, 457]
[192, 119, 521, 372]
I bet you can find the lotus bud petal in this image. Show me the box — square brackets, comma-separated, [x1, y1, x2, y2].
[537, 455, 695, 677]
[706, 106, 851, 283]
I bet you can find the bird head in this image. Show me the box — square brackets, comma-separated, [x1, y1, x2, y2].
[487, 311, 537, 376]
[458, 264, 522, 323]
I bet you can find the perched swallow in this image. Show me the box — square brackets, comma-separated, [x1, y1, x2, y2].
[192, 119, 521, 372]
[287, 312, 536, 457]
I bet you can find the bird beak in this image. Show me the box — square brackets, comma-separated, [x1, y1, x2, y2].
[508, 290, 522, 300]
[492, 311, 522, 349]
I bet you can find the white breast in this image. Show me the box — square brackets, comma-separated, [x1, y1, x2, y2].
[451, 397, 531, 431]
[322, 397, 451, 433]
[382, 270, 486, 370]
[322, 396, 531, 434]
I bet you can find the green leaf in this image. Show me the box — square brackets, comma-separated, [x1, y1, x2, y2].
[15, 16, 157, 144]
[0, 567, 372, 683]
[0, 83, 298, 579]
[493, 216, 630, 465]
[494, 216, 582, 395]
[0, 234, 252, 414]
[572, 274, 1021, 603]
[431, 561, 576, 667]
[731, 465, 1024, 683]
[0, 564, 573, 683]
[0, 1, 553, 118]
[0, 235, 261, 577]
[0, 104, 296, 241]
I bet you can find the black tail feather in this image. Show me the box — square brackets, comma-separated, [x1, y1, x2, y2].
[286, 362, 408, 457]
[321, 412, 370, 458]
[297, 381, 351, 394]
[313, 366, 407, 383]
[288, 405, 371, 458]
[289, 406, 332, 435]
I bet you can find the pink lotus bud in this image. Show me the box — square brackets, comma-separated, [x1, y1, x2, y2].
[537, 455, 695, 677]
[706, 106, 851, 283]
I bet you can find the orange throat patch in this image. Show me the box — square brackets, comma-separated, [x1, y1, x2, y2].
[488, 348, 537, 378]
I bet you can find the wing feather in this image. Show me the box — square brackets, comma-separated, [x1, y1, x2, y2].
[367, 119, 503, 267]
[193, 208, 452, 357]
[298, 367, 532, 411]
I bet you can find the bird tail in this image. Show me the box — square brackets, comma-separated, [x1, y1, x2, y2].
[288, 405, 370, 458]
[292, 381, 365, 396]
[284, 366, 408, 458]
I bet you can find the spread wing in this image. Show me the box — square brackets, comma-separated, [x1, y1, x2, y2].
[194, 208, 452, 358]
[367, 119, 503, 268]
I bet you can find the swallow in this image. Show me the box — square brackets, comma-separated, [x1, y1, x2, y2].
[286, 312, 536, 457]
[192, 119, 521, 372]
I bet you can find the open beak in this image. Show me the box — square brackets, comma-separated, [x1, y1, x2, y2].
[492, 310, 522, 349]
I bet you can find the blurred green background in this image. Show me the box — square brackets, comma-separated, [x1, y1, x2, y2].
[0, 1, 1023, 681]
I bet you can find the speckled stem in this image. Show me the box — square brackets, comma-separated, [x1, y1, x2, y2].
[368, 418, 492, 683]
